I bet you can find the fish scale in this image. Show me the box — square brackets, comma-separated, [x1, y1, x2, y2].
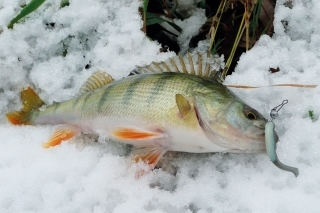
[93, 73, 207, 124]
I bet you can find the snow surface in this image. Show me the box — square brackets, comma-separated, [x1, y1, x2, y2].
[1, 0, 320, 212]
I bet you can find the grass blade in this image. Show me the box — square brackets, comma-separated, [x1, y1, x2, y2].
[8, 0, 46, 29]
[146, 12, 182, 33]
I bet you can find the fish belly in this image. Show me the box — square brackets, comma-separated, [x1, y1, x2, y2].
[84, 116, 228, 153]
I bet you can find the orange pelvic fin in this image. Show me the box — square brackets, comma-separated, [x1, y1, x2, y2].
[6, 87, 45, 125]
[133, 146, 167, 168]
[111, 128, 162, 140]
[42, 126, 79, 148]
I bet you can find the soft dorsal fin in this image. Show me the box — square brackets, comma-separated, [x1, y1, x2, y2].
[132, 51, 223, 80]
[80, 71, 114, 94]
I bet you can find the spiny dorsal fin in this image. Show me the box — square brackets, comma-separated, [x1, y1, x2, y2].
[132, 51, 223, 80]
[80, 71, 114, 94]
[175, 94, 191, 118]
[6, 87, 45, 125]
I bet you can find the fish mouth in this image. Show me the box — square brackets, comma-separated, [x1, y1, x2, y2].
[255, 119, 278, 143]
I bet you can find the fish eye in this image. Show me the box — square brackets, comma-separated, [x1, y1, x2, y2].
[244, 107, 259, 120]
[246, 112, 257, 120]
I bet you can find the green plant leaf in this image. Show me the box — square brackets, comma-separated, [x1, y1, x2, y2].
[251, 0, 262, 39]
[143, 0, 148, 12]
[60, 0, 69, 8]
[8, 0, 46, 29]
[146, 12, 182, 33]
[211, 38, 224, 55]
[309, 110, 314, 120]
[198, 1, 206, 9]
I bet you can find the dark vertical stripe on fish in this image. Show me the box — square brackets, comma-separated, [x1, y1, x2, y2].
[72, 96, 83, 109]
[98, 85, 116, 112]
[81, 92, 93, 111]
[146, 74, 172, 106]
[122, 75, 147, 106]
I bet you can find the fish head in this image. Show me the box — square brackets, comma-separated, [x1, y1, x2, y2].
[194, 92, 278, 153]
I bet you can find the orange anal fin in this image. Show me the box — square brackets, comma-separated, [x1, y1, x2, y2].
[42, 127, 78, 148]
[133, 147, 167, 178]
[133, 147, 167, 168]
[112, 128, 162, 140]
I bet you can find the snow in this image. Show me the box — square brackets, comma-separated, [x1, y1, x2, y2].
[0, 0, 320, 212]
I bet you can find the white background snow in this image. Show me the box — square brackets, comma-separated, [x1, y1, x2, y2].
[1, 0, 320, 212]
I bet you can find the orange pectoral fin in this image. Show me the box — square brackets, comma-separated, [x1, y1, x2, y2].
[111, 128, 162, 140]
[42, 127, 78, 148]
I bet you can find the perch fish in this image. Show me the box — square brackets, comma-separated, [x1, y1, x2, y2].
[6, 52, 277, 168]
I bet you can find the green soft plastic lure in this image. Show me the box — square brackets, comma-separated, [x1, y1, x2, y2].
[265, 100, 299, 177]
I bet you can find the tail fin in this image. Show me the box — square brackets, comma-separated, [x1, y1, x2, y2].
[6, 87, 45, 125]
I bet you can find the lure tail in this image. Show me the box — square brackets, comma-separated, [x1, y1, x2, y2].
[6, 87, 45, 125]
